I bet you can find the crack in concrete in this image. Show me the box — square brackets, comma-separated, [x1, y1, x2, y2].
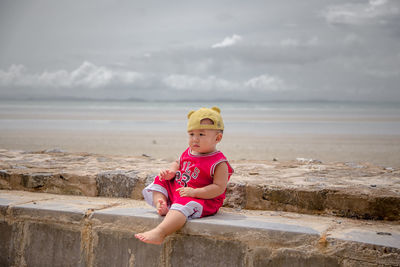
[84, 202, 123, 219]
[80, 202, 125, 266]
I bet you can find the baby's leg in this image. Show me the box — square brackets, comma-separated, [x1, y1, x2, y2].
[135, 210, 186, 245]
[153, 191, 169, 216]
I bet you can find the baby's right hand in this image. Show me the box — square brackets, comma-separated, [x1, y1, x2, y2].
[159, 169, 176, 181]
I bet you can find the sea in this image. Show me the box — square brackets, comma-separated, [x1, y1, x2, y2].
[0, 99, 399, 136]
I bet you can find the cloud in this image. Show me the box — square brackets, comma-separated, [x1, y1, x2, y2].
[341, 34, 364, 45]
[1, 61, 286, 96]
[244, 74, 285, 91]
[0, 64, 30, 87]
[163, 73, 286, 92]
[322, 0, 399, 25]
[280, 37, 319, 47]
[163, 74, 236, 91]
[280, 38, 300, 47]
[0, 61, 143, 89]
[365, 68, 400, 78]
[212, 34, 242, 48]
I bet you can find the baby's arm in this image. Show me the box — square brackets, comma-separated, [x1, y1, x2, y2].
[176, 162, 228, 199]
[159, 160, 179, 180]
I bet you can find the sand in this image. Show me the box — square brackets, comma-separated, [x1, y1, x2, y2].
[0, 128, 399, 168]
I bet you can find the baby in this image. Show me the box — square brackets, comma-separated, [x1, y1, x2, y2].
[135, 106, 234, 245]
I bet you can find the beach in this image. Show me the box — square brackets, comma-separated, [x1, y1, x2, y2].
[1, 129, 400, 168]
[1, 100, 400, 266]
[0, 100, 399, 168]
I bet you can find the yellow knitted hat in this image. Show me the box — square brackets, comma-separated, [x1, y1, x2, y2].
[187, 106, 224, 131]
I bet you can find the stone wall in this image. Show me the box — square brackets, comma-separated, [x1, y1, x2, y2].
[1, 149, 400, 266]
[1, 149, 399, 220]
[1, 190, 399, 267]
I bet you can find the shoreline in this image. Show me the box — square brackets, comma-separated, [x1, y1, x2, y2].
[1, 129, 399, 168]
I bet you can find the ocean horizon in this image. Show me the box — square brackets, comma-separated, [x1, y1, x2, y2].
[1, 99, 399, 136]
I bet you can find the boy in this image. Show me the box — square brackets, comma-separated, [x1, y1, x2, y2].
[135, 106, 234, 245]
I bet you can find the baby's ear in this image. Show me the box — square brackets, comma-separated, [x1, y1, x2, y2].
[211, 106, 221, 113]
[187, 110, 195, 119]
[216, 132, 223, 142]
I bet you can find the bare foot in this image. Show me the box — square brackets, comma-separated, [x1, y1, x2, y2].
[135, 228, 165, 245]
[156, 199, 169, 216]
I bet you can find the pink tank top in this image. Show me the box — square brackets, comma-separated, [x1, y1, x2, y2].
[175, 147, 234, 200]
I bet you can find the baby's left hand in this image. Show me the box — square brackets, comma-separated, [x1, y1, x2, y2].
[176, 187, 196, 197]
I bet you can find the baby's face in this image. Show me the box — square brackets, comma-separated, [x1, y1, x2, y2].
[187, 129, 222, 154]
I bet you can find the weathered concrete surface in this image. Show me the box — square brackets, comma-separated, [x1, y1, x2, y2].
[0, 190, 399, 267]
[0, 149, 399, 220]
[0, 221, 14, 266]
[24, 223, 83, 267]
[93, 230, 163, 267]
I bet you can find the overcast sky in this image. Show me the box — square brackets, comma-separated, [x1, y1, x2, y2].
[0, 0, 399, 102]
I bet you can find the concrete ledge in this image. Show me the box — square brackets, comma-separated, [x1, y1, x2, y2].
[1, 190, 399, 267]
[1, 149, 399, 220]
